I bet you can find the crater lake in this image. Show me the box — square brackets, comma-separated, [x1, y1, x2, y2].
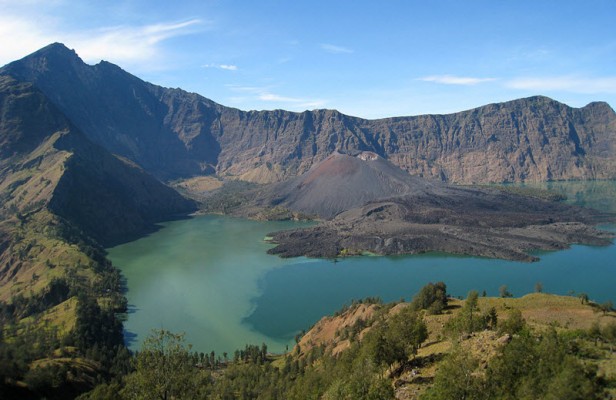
[108, 180, 616, 354]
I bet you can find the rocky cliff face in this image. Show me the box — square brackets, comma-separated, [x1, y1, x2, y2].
[3, 43, 615, 184]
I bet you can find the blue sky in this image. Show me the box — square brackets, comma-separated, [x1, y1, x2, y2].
[1, 0, 615, 119]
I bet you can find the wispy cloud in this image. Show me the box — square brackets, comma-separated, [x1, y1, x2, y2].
[226, 84, 326, 109]
[262, 93, 326, 109]
[204, 63, 238, 71]
[0, 15, 56, 65]
[506, 76, 616, 94]
[419, 75, 496, 85]
[0, 6, 204, 68]
[320, 43, 353, 54]
[67, 19, 203, 65]
[219, 64, 238, 71]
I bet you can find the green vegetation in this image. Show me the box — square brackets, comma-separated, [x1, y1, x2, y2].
[201, 181, 258, 214]
[73, 286, 616, 399]
[426, 329, 605, 400]
[3, 233, 616, 400]
[0, 210, 129, 398]
[409, 281, 448, 314]
[444, 290, 498, 336]
[120, 330, 209, 399]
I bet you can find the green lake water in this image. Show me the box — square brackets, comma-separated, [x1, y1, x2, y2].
[107, 180, 616, 354]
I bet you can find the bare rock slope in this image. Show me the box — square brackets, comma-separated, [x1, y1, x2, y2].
[255, 151, 439, 218]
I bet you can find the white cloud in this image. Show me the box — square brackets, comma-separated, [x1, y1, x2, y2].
[204, 63, 238, 71]
[219, 64, 237, 71]
[258, 92, 326, 109]
[0, 4, 204, 69]
[320, 43, 353, 54]
[0, 16, 58, 66]
[67, 19, 202, 65]
[258, 93, 297, 102]
[419, 75, 496, 85]
[506, 76, 616, 94]
[226, 84, 270, 93]
[226, 85, 326, 109]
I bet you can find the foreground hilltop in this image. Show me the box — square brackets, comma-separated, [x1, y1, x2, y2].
[76, 289, 616, 399]
[2, 43, 615, 184]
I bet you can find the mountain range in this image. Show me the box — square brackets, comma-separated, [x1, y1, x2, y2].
[2, 43, 615, 186]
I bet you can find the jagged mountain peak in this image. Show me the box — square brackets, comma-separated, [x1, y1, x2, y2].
[2, 42, 83, 78]
[34, 42, 79, 57]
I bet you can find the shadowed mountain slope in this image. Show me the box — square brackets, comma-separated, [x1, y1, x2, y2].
[0, 74, 195, 247]
[2, 43, 615, 184]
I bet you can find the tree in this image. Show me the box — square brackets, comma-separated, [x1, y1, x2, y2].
[484, 307, 498, 330]
[466, 290, 479, 329]
[599, 300, 613, 315]
[121, 329, 208, 399]
[498, 308, 526, 335]
[499, 285, 513, 298]
[423, 347, 484, 400]
[578, 293, 589, 304]
[364, 308, 427, 372]
[409, 282, 448, 314]
[444, 290, 490, 337]
[387, 308, 428, 362]
[73, 294, 123, 351]
[485, 329, 604, 399]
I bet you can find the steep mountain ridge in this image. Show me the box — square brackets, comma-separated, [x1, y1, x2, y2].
[2, 43, 615, 184]
[0, 74, 195, 247]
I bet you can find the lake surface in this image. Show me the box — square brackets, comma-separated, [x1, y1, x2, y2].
[108, 180, 616, 354]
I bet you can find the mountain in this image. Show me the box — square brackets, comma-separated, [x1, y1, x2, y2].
[2, 43, 615, 184]
[206, 151, 614, 262]
[255, 151, 441, 218]
[0, 74, 195, 247]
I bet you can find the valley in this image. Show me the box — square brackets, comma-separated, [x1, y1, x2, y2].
[0, 43, 614, 398]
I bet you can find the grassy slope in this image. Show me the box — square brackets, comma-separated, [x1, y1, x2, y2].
[0, 137, 122, 395]
[292, 293, 616, 400]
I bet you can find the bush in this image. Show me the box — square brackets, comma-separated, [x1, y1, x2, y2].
[410, 282, 448, 314]
[498, 308, 526, 335]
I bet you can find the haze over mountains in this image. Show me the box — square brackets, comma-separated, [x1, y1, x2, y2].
[2, 43, 615, 186]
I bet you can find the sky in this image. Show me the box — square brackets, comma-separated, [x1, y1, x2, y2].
[0, 0, 615, 119]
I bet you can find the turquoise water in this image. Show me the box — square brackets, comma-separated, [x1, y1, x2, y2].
[108, 181, 616, 354]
